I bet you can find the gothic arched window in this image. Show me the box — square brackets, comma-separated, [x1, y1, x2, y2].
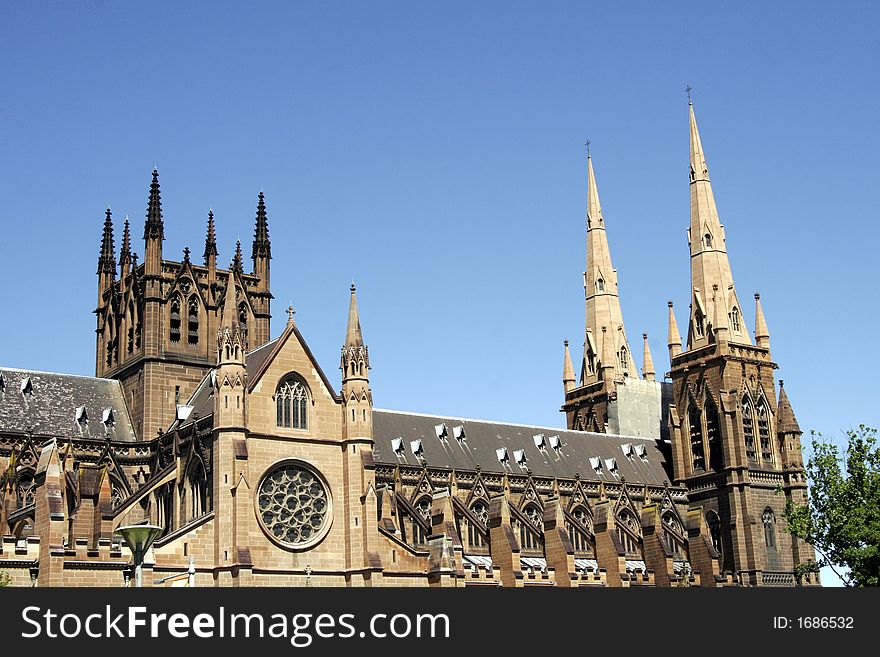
[185, 459, 208, 521]
[169, 296, 182, 343]
[757, 398, 773, 465]
[762, 508, 776, 549]
[567, 506, 593, 556]
[597, 278, 605, 292]
[730, 306, 741, 332]
[704, 233, 713, 248]
[187, 296, 200, 345]
[616, 510, 641, 557]
[688, 404, 705, 472]
[468, 501, 489, 550]
[619, 346, 629, 373]
[276, 376, 309, 430]
[238, 302, 249, 349]
[706, 397, 723, 471]
[16, 473, 35, 509]
[742, 396, 757, 463]
[695, 308, 705, 337]
[706, 510, 722, 557]
[662, 512, 687, 560]
[520, 504, 543, 552]
[411, 497, 432, 547]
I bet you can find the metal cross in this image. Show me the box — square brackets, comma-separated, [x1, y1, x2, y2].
[584, 139, 591, 157]
[685, 84, 693, 102]
[287, 305, 295, 322]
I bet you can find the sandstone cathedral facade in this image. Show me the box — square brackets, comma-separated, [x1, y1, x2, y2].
[0, 103, 817, 587]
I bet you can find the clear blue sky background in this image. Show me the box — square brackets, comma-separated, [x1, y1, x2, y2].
[2, 1, 877, 586]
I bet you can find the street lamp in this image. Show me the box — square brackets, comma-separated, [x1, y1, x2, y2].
[115, 524, 163, 588]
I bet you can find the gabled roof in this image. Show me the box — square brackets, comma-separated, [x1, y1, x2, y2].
[372, 408, 672, 485]
[0, 368, 137, 441]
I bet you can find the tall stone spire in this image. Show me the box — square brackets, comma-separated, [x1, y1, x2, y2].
[251, 191, 271, 294]
[252, 191, 271, 262]
[98, 208, 116, 277]
[562, 340, 576, 392]
[341, 283, 372, 441]
[641, 333, 655, 381]
[231, 239, 244, 275]
[143, 168, 164, 275]
[345, 283, 365, 350]
[754, 293, 770, 348]
[667, 301, 682, 358]
[143, 168, 164, 240]
[204, 209, 218, 267]
[687, 103, 750, 349]
[582, 154, 637, 383]
[119, 216, 131, 277]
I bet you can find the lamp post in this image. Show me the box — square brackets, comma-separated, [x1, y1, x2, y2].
[115, 524, 163, 588]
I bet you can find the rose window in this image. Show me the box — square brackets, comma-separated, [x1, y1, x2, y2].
[257, 463, 330, 547]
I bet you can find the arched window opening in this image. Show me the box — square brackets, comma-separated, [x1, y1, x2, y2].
[616, 510, 641, 558]
[276, 376, 309, 430]
[662, 512, 687, 560]
[187, 296, 199, 345]
[707, 511, 722, 558]
[597, 278, 605, 292]
[16, 473, 35, 509]
[704, 233, 713, 248]
[586, 347, 596, 376]
[567, 506, 593, 556]
[688, 404, 705, 472]
[169, 296, 182, 343]
[695, 309, 705, 337]
[519, 505, 543, 552]
[411, 497, 432, 547]
[127, 303, 135, 354]
[730, 306, 741, 332]
[619, 346, 629, 373]
[757, 399, 773, 465]
[186, 459, 208, 521]
[742, 397, 757, 463]
[762, 508, 776, 549]
[706, 397, 723, 471]
[238, 302, 249, 350]
[468, 501, 489, 551]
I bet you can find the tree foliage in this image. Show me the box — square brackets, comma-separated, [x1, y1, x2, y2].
[782, 425, 880, 587]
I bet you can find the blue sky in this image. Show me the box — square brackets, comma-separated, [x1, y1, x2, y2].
[1, 2, 877, 585]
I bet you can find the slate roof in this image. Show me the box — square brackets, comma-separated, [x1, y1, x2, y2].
[372, 408, 673, 485]
[0, 368, 137, 441]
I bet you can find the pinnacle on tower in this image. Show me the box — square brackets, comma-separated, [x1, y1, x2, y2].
[667, 301, 682, 358]
[642, 333, 655, 381]
[204, 209, 218, 266]
[98, 207, 116, 276]
[687, 102, 750, 349]
[754, 293, 770, 348]
[231, 239, 244, 274]
[252, 191, 271, 262]
[143, 168, 164, 241]
[776, 381, 802, 435]
[119, 216, 131, 269]
[582, 153, 637, 383]
[563, 340, 576, 392]
[345, 283, 365, 350]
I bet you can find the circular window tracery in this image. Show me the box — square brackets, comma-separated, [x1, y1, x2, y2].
[257, 461, 332, 549]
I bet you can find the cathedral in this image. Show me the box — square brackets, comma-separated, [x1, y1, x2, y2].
[0, 102, 818, 587]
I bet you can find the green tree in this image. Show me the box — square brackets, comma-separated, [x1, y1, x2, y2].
[0, 571, 11, 588]
[782, 425, 880, 587]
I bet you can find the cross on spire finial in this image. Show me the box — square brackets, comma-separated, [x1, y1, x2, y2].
[685, 84, 693, 103]
[287, 305, 295, 323]
[584, 139, 591, 157]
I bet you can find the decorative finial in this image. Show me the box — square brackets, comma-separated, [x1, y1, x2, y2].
[182, 246, 190, 263]
[643, 332, 648, 340]
[755, 292, 761, 300]
[350, 280, 356, 293]
[287, 305, 295, 323]
[668, 300, 674, 308]
[584, 139, 591, 157]
[779, 379, 784, 388]
[685, 84, 693, 103]
[564, 339, 569, 347]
